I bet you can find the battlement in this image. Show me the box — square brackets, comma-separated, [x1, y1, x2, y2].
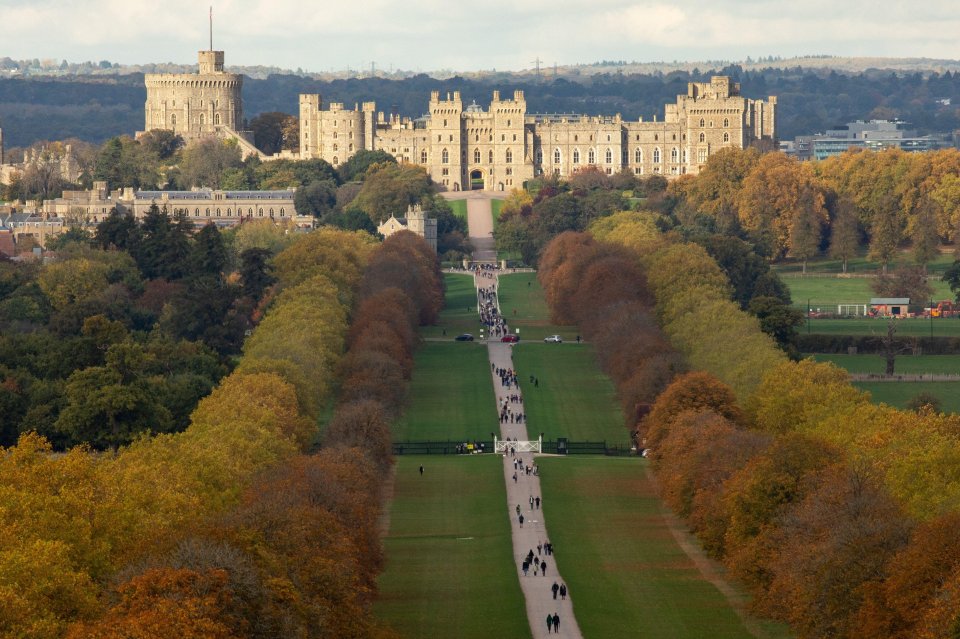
[198, 50, 225, 74]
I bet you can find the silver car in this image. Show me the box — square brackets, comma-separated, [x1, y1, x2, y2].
[543, 335, 563, 343]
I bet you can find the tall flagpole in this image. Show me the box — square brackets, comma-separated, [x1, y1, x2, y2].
[209, 6, 213, 51]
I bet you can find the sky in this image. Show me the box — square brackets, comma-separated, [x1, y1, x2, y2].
[1, 0, 959, 72]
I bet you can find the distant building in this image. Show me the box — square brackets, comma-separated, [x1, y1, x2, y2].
[377, 204, 438, 251]
[786, 120, 955, 161]
[870, 297, 911, 318]
[0, 142, 82, 187]
[300, 76, 777, 190]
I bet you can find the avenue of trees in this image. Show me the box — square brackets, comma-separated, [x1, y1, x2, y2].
[538, 215, 960, 638]
[0, 225, 442, 637]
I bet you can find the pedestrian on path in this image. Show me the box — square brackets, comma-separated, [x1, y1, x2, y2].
[519, 513, 524, 528]
[552, 613, 560, 633]
[512, 472, 517, 483]
[541, 560, 547, 576]
[546, 614, 553, 634]
[522, 560, 529, 576]
[516, 504, 521, 516]
[552, 582, 559, 599]
[536, 496, 541, 509]
[560, 583, 567, 600]
[419, 465, 423, 476]
[537, 542, 542, 556]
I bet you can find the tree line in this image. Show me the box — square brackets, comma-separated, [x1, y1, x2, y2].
[0, 226, 443, 637]
[538, 214, 960, 638]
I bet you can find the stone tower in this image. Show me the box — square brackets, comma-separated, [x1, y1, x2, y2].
[405, 204, 438, 252]
[143, 48, 243, 141]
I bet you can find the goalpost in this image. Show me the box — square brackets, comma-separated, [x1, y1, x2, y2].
[837, 304, 869, 317]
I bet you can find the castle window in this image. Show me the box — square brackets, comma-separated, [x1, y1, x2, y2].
[607, 134, 611, 142]
[709, 121, 714, 127]
[634, 167, 643, 175]
[653, 148, 661, 163]
[334, 120, 338, 127]
[214, 113, 220, 125]
[507, 119, 511, 126]
[216, 208, 221, 217]
[654, 134, 658, 141]
[506, 168, 513, 175]
[349, 144, 354, 152]
[200, 114, 205, 126]
[723, 118, 729, 127]
[195, 208, 200, 215]
[443, 119, 447, 127]
[248, 208, 253, 215]
[588, 149, 595, 164]
[438, 135, 442, 142]
[206, 208, 210, 215]
[605, 148, 612, 164]
[554, 148, 561, 164]
[474, 148, 481, 164]
[171, 114, 176, 127]
[699, 133, 705, 143]
[502, 134, 505, 141]
[269, 208, 274, 216]
[421, 150, 428, 163]
[682, 149, 687, 162]
[476, 134, 480, 142]
[535, 149, 543, 164]
[488, 149, 494, 163]
[280, 208, 285, 216]
[574, 135, 578, 142]
[572, 149, 580, 164]
[506, 149, 513, 163]
[442, 148, 449, 164]
[635, 148, 642, 163]
[699, 118, 705, 127]
[333, 144, 338, 151]
[671, 148, 678, 162]
[449, 135, 453, 142]
[258, 208, 264, 216]
[333, 156, 338, 164]
[698, 149, 708, 163]
[442, 168, 449, 176]
[227, 208, 232, 216]
[513, 134, 517, 141]
[723, 133, 729, 143]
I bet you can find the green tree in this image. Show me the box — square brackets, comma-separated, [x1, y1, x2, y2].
[189, 224, 228, 280]
[239, 247, 274, 300]
[294, 179, 337, 219]
[350, 163, 434, 223]
[139, 129, 184, 160]
[249, 111, 296, 155]
[178, 139, 243, 189]
[336, 149, 396, 182]
[829, 198, 861, 273]
[944, 259, 960, 302]
[748, 296, 804, 359]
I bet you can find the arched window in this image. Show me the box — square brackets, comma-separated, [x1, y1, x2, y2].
[199, 114, 205, 126]
[588, 149, 595, 164]
[421, 150, 428, 163]
[442, 148, 449, 164]
[723, 118, 729, 127]
[226, 208, 232, 216]
[171, 114, 176, 127]
[572, 149, 580, 164]
[506, 149, 513, 163]
[699, 118, 705, 127]
[653, 148, 661, 163]
[723, 132, 730, 143]
[474, 148, 481, 164]
[634, 148, 642, 163]
[214, 113, 220, 125]
[605, 148, 612, 164]
[269, 208, 274, 217]
[699, 132, 705, 143]
[195, 208, 200, 215]
[279, 208, 285, 216]
[216, 208, 221, 217]
[671, 148, 678, 162]
[248, 208, 253, 216]
[553, 148, 561, 164]
[332, 156, 338, 164]
[205, 208, 210, 215]
[333, 143, 338, 151]
[258, 208, 264, 217]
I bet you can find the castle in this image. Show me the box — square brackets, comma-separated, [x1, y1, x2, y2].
[377, 204, 438, 251]
[298, 76, 777, 190]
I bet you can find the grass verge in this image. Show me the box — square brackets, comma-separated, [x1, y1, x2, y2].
[512, 343, 631, 444]
[497, 273, 577, 341]
[537, 457, 793, 639]
[810, 354, 960, 375]
[853, 381, 960, 413]
[800, 318, 960, 336]
[375, 456, 530, 638]
[394, 342, 498, 441]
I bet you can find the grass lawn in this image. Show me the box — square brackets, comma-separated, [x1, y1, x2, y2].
[810, 353, 960, 375]
[448, 199, 467, 222]
[394, 342, 498, 441]
[491, 198, 503, 230]
[421, 273, 481, 339]
[854, 382, 960, 414]
[512, 343, 631, 444]
[800, 317, 960, 336]
[497, 273, 578, 340]
[375, 456, 529, 639]
[785, 276, 954, 309]
[537, 457, 793, 639]
[774, 250, 956, 276]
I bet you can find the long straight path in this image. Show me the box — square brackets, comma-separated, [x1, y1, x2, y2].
[475, 269, 583, 639]
[443, 190, 497, 262]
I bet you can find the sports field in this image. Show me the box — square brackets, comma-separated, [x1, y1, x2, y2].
[774, 251, 956, 277]
[537, 457, 793, 639]
[393, 342, 498, 441]
[375, 456, 530, 639]
[497, 273, 577, 341]
[800, 317, 960, 336]
[810, 354, 960, 375]
[854, 382, 960, 413]
[785, 276, 955, 309]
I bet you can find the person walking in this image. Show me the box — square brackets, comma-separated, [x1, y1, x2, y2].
[518, 513, 524, 528]
[559, 583, 567, 600]
[536, 496, 541, 509]
[541, 559, 547, 577]
[419, 465, 423, 476]
[552, 613, 560, 633]
[522, 560, 529, 576]
[546, 614, 553, 634]
[516, 504, 521, 516]
[551, 581, 559, 599]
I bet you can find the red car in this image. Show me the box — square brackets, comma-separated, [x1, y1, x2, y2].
[501, 334, 519, 343]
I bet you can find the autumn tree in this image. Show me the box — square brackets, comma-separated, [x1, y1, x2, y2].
[828, 198, 861, 273]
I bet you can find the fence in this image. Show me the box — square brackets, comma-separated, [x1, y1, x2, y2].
[392, 440, 635, 456]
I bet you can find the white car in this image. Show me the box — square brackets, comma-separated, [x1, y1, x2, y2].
[543, 335, 563, 343]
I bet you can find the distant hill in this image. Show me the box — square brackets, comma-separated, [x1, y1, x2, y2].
[2, 64, 959, 149]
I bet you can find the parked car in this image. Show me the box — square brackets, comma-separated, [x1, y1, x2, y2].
[544, 335, 563, 343]
[455, 333, 474, 341]
[501, 334, 520, 343]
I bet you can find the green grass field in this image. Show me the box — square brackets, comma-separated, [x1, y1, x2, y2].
[774, 250, 956, 276]
[394, 342, 498, 441]
[800, 317, 960, 336]
[784, 276, 954, 309]
[491, 198, 503, 230]
[853, 382, 960, 414]
[448, 199, 467, 222]
[421, 273, 481, 339]
[810, 354, 960, 375]
[375, 456, 530, 639]
[512, 344, 631, 444]
[538, 457, 793, 639]
[497, 273, 577, 340]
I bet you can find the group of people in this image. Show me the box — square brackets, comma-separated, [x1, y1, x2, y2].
[511, 456, 537, 478]
[454, 442, 484, 454]
[521, 548, 548, 576]
[550, 581, 568, 600]
[495, 365, 520, 389]
[545, 612, 562, 634]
